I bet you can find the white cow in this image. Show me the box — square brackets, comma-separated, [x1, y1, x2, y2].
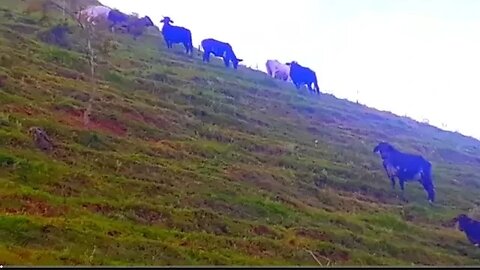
[77, 5, 112, 25]
[265, 59, 292, 82]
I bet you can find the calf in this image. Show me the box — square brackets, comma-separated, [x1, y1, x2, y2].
[266, 60, 291, 82]
[201, 38, 243, 69]
[373, 142, 435, 203]
[454, 214, 480, 247]
[286, 61, 320, 94]
[160, 16, 193, 55]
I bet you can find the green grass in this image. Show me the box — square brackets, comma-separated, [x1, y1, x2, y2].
[1, 0, 480, 266]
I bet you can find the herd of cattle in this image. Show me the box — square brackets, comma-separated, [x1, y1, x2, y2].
[73, 4, 480, 249]
[76, 5, 321, 94]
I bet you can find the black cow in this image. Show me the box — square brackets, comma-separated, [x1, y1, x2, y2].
[201, 38, 243, 69]
[454, 214, 480, 247]
[160, 16, 193, 55]
[107, 9, 129, 32]
[286, 61, 320, 94]
[126, 16, 155, 40]
[373, 142, 435, 203]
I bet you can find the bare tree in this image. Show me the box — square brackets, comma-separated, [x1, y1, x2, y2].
[44, 0, 101, 129]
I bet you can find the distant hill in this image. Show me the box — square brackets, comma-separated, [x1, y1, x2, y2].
[0, 0, 480, 266]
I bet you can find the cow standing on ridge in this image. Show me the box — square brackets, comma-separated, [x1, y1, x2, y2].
[286, 61, 320, 94]
[201, 38, 243, 69]
[266, 60, 292, 82]
[107, 9, 130, 32]
[160, 16, 193, 56]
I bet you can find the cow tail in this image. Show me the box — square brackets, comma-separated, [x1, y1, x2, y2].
[422, 161, 435, 203]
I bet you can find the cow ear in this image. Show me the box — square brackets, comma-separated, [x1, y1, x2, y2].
[160, 19, 164, 23]
[237, 59, 243, 62]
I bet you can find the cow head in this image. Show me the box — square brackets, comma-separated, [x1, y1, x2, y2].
[453, 214, 472, 232]
[232, 58, 243, 69]
[373, 142, 396, 159]
[160, 16, 174, 24]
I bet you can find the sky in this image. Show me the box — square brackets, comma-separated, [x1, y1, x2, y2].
[100, 0, 480, 139]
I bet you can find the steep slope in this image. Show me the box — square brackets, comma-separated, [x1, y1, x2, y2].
[1, 0, 480, 266]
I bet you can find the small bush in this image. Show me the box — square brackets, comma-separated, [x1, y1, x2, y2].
[76, 131, 110, 151]
[0, 153, 16, 167]
[38, 23, 73, 49]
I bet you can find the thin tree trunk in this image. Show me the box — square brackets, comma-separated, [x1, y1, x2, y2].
[84, 28, 95, 128]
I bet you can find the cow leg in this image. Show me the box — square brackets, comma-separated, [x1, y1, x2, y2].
[420, 168, 435, 203]
[420, 178, 435, 204]
[399, 178, 408, 201]
[203, 52, 210, 63]
[390, 176, 396, 190]
[382, 163, 396, 190]
[183, 43, 192, 55]
[307, 83, 313, 92]
[109, 22, 115, 33]
[466, 234, 478, 246]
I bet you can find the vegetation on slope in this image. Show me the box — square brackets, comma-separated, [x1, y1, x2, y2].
[1, 0, 480, 266]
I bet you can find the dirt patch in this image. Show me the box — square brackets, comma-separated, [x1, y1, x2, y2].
[0, 74, 6, 88]
[191, 210, 231, 235]
[48, 173, 92, 197]
[252, 225, 278, 238]
[1, 195, 67, 217]
[194, 198, 253, 220]
[54, 67, 86, 81]
[2, 104, 44, 116]
[238, 240, 276, 258]
[107, 230, 122, 237]
[295, 228, 330, 242]
[55, 108, 127, 137]
[314, 248, 350, 264]
[226, 165, 293, 198]
[127, 205, 171, 225]
[123, 111, 171, 130]
[90, 114, 127, 136]
[82, 203, 116, 216]
[8, 23, 39, 35]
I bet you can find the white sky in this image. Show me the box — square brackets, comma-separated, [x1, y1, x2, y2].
[100, 0, 480, 140]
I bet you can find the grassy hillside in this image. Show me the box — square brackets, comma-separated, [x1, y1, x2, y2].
[1, 0, 480, 266]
